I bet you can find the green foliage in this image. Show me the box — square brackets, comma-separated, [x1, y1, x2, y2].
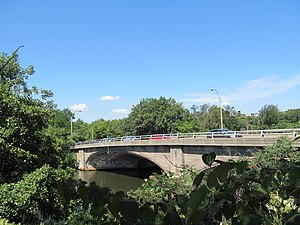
[125, 97, 194, 135]
[184, 150, 300, 224]
[190, 104, 244, 131]
[67, 102, 300, 142]
[46, 108, 78, 169]
[281, 109, 300, 124]
[258, 104, 280, 129]
[129, 167, 197, 204]
[0, 52, 62, 183]
[254, 136, 300, 169]
[0, 219, 17, 225]
[202, 152, 216, 167]
[0, 165, 75, 224]
[0, 51, 79, 224]
[90, 118, 126, 140]
[127, 167, 198, 223]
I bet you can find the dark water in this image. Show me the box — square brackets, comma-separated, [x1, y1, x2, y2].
[77, 170, 145, 192]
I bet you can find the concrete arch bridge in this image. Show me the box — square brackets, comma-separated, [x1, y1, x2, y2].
[71, 129, 300, 173]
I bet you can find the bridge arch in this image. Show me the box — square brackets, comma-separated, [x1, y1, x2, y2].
[127, 151, 173, 172]
[86, 150, 165, 172]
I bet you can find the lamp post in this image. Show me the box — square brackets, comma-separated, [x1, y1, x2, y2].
[71, 110, 81, 135]
[210, 88, 224, 129]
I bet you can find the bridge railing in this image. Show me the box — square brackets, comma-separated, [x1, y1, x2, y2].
[75, 128, 300, 146]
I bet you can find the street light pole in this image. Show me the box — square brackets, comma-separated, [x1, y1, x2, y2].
[210, 88, 224, 129]
[71, 110, 81, 135]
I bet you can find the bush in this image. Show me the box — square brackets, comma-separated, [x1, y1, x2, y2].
[0, 165, 74, 224]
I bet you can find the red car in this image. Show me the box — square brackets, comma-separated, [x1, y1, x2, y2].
[149, 134, 178, 140]
[149, 134, 165, 140]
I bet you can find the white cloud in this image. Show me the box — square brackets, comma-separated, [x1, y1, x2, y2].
[228, 74, 300, 101]
[180, 93, 218, 104]
[222, 101, 230, 106]
[182, 74, 300, 105]
[100, 95, 120, 101]
[70, 103, 88, 112]
[111, 109, 129, 115]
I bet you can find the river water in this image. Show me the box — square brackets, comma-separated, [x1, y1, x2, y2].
[77, 170, 147, 192]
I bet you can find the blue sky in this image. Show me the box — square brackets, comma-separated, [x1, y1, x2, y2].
[2, 1, 300, 122]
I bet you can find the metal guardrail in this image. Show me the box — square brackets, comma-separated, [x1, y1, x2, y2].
[75, 128, 300, 146]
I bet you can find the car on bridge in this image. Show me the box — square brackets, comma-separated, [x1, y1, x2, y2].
[101, 137, 115, 142]
[121, 136, 141, 141]
[207, 129, 243, 138]
[149, 134, 178, 140]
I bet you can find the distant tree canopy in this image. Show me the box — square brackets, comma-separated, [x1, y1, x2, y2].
[69, 101, 300, 141]
[258, 104, 280, 128]
[89, 118, 126, 139]
[124, 97, 195, 135]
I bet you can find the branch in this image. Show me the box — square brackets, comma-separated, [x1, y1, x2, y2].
[0, 45, 24, 74]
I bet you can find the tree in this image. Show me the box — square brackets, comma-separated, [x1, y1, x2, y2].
[46, 108, 78, 168]
[0, 51, 60, 183]
[222, 105, 241, 130]
[71, 118, 88, 142]
[281, 109, 300, 124]
[0, 165, 75, 223]
[89, 118, 125, 139]
[190, 104, 211, 131]
[258, 104, 280, 129]
[274, 109, 300, 129]
[126, 97, 193, 135]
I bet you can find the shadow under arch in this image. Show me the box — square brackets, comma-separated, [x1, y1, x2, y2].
[86, 151, 162, 179]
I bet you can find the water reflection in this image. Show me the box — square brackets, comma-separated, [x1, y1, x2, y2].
[77, 170, 144, 192]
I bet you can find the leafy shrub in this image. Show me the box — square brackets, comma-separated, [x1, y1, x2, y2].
[0, 165, 74, 224]
[128, 166, 197, 204]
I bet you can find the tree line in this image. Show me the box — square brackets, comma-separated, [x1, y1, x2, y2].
[69, 98, 300, 142]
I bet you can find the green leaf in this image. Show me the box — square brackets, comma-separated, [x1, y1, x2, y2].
[108, 194, 121, 217]
[115, 191, 126, 198]
[193, 171, 205, 188]
[56, 179, 75, 202]
[285, 214, 300, 225]
[251, 187, 268, 202]
[186, 186, 208, 223]
[221, 202, 236, 220]
[135, 222, 155, 225]
[235, 161, 248, 174]
[120, 199, 139, 222]
[91, 186, 110, 207]
[139, 204, 156, 223]
[207, 199, 225, 223]
[202, 152, 216, 166]
[165, 207, 182, 225]
[289, 165, 300, 187]
[236, 204, 263, 225]
[207, 163, 234, 189]
[78, 185, 90, 208]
